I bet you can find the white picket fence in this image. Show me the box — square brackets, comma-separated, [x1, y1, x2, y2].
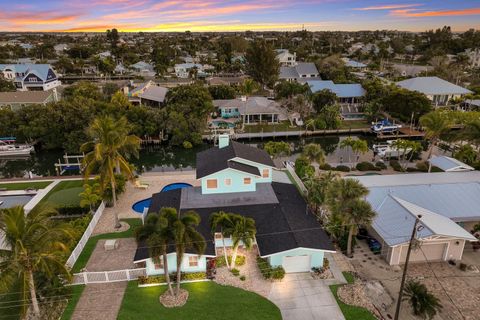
[72, 268, 146, 285]
[65, 201, 106, 268]
[285, 163, 308, 195]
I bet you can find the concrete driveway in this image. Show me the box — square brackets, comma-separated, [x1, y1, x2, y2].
[268, 273, 345, 320]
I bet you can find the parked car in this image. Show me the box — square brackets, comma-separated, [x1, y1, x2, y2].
[368, 238, 382, 254]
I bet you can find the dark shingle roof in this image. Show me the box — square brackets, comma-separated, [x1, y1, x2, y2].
[196, 141, 274, 179]
[228, 161, 260, 176]
[134, 182, 333, 262]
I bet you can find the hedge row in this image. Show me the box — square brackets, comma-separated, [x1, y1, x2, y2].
[138, 272, 207, 285]
[256, 257, 285, 280]
[215, 255, 246, 268]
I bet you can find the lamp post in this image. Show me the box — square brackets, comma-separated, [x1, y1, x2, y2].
[394, 214, 422, 320]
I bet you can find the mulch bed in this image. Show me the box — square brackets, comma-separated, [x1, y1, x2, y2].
[159, 289, 189, 308]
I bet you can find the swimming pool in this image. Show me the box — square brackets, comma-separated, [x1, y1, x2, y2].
[131, 182, 192, 214]
[0, 195, 34, 209]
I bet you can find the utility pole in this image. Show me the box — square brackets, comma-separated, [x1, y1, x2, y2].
[394, 214, 422, 320]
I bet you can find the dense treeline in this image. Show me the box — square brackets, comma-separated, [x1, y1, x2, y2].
[0, 82, 213, 153]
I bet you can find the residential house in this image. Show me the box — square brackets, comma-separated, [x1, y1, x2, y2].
[0, 90, 56, 109]
[392, 64, 433, 77]
[342, 58, 367, 70]
[396, 76, 472, 107]
[0, 64, 61, 91]
[134, 136, 335, 275]
[213, 96, 287, 125]
[54, 44, 69, 55]
[276, 49, 297, 66]
[130, 61, 155, 77]
[279, 63, 320, 82]
[124, 80, 168, 107]
[352, 172, 479, 265]
[305, 80, 365, 105]
[464, 48, 480, 68]
[174, 63, 211, 78]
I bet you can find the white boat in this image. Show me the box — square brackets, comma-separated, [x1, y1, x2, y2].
[373, 140, 412, 158]
[0, 141, 34, 157]
[371, 119, 402, 134]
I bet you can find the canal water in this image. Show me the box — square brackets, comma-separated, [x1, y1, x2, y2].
[0, 134, 404, 179]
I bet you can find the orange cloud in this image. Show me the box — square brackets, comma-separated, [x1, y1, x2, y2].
[0, 12, 80, 25]
[391, 7, 480, 17]
[354, 4, 422, 11]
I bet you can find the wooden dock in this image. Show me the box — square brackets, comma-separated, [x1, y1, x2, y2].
[376, 127, 425, 140]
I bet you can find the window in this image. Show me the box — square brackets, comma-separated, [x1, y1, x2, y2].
[224, 178, 232, 186]
[214, 232, 223, 240]
[206, 179, 218, 189]
[243, 177, 251, 185]
[262, 169, 270, 178]
[189, 256, 199, 267]
[154, 259, 164, 269]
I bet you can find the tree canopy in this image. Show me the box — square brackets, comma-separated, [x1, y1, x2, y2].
[245, 40, 279, 88]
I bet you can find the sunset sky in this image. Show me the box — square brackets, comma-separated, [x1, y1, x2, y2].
[0, 0, 479, 33]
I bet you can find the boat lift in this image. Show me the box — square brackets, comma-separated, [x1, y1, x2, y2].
[54, 153, 85, 175]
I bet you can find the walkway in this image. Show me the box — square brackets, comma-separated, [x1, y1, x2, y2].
[268, 273, 345, 320]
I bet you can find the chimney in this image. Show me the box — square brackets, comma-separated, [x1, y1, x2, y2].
[218, 134, 229, 149]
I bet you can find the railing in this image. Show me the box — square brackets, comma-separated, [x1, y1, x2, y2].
[65, 202, 106, 268]
[72, 268, 147, 285]
[285, 163, 308, 195]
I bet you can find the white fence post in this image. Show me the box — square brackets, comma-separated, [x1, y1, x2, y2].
[83, 273, 88, 285]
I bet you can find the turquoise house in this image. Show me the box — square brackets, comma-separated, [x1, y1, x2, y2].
[134, 135, 334, 276]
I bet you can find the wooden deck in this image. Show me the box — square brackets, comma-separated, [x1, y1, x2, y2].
[376, 127, 425, 139]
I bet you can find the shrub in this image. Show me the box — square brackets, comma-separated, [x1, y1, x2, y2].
[334, 165, 350, 172]
[375, 161, 387, 170]
[356, 161, 379, 171]
[406, 167, 419, 172]
[181, 272, 207, 281]
[231, 268, 240, 276]
[139, 272, 207, 285]
[138, 275, 166, 285]
[415, 161, 428, 172]
[57, 206, 89, 216]
[323, 257, 330, 269]
[182, 141, 193, 149]
[319, 163, 332, 170]
[239, 275, 246, 281]
[295, 156, 315, 179]
[257, 257, 272, 279]
[215, 255, 246, 267]
[270, 266, 285, 280]
[389, 160, 404, 172]
[459, 263, 467, 271]
[338, 232, 356, 252]
[431, 166, 443, 172]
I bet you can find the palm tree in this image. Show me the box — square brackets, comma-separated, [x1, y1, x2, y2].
[302, 143, 326, 166]
[210, 211, 234, 269]
[460, 119, 480, 148]
[79, 183, 102, 214]
[135, 208, 178, 296]
[339, 137, 355, 165]
[403, 280, 443, 320]
[230, 215, 256, 269]
[392, 139, 423, 170]
[0, 206, 74, 317]
[327, 178, 374, 257]
[419, 112, 450, 172]
[173, 210, 206, 296]
[351, 140, 368, 167]
[81, 116, 141, 228]
[240, 79, 259, 97]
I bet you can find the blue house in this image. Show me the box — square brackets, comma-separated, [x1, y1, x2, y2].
[305, 80, 366, 105]
[0, 64, 61, 91]
[134, 135, 335, 275]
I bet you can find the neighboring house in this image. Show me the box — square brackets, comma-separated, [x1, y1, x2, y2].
[98, 51, 112, 59]
[0, 90, 56, 109]
[0, 64, 61, 91]
[54, 44, 69, 55]
[464, 48, 480, 68]
[213, 96, 287, 125]
[305, 80, 365, 105]
[279, 62, 319, 82]
[114, 63, 126, 75]
[392, 64, 433, 77]
[125, 80, 168, 107]
[130, 61, 155, 77]
[134, 136, 335, 275]
[461, 99, 480, 111]
[429, 156, 474, 172]
[174, 63, 209, 78]
[342, 58, 367, 70]
[352, 172, 479, 265]
[396, 76, 472, 107]
[276, 49, 297, 66]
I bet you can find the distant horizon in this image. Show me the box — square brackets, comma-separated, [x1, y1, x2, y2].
[0, 0, 479, 33]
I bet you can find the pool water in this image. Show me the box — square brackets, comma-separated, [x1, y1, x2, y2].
[0, 195, 34, 209]
[132, 182, 192, 214]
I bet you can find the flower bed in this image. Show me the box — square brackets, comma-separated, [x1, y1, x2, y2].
[215, 255, 246, 267]
[256, 257, 285, 280]
[138, 272, 207, 286]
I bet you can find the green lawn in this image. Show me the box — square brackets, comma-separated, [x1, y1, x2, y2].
[71, 218, 142, 273]
[38, 180, 86, 207]
[329, 272, 377, 320]
[0, 181, 53, 190]
[338, 120, 370, 130]
[60, 285, 85, 320]
[243, 121, 302, 133]
[118, 281, 282, 320]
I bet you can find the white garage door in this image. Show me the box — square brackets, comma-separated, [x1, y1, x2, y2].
[282, 255, 311, 273]
[399, 243, 447, 264]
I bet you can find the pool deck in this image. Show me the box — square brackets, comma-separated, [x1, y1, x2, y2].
[92, 171, 198, 235]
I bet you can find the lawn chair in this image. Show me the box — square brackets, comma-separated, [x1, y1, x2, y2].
[134, 180, 149, 190]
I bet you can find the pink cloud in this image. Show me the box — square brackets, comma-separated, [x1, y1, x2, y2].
[391, 7, 480, 17]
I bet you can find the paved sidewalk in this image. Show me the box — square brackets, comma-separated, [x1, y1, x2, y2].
[268, 273, 345, 320]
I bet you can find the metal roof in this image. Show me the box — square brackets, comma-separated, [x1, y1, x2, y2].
[0, 91, 53, 104]
[279, 62, 318, 79]
[396, 77, 472, 95]
[306, 80, 365, 98]
[0, 63, 56, 82]
[430, 156, 474, 172]
[139, 86, 168, 103]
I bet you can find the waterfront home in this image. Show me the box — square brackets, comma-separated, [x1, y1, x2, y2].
[0, 64, 61, 91]
[129, 61, 155, 77]
[279, 62, 320, 82]
[342, 58, 367, 70]
[305, 80, 365, 105]
[396, 76, 472, 107]
[0, 90, 56, 109]
[134, 135, 335, 276]
[174, 63, 212, 78]
[124, 80, 168, 107]
[276, 49, 297, 66]
[352, 172, 479, 265]
[213, 96, 287, 125]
